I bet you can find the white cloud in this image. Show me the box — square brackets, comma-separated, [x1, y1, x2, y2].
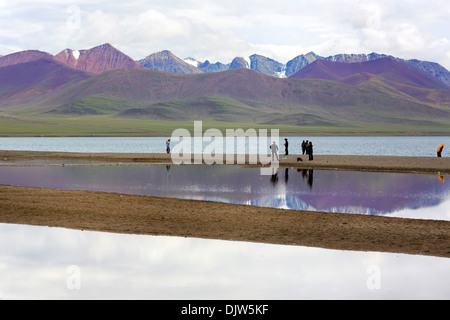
[0, 0, 449, 69]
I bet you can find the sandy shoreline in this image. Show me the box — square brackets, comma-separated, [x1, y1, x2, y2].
[2, 150, 450, 174]
[0, 150, 449, 258]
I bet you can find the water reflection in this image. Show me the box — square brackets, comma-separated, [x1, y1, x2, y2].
[0, 223, 449, 300]
[296, 168, 314, 189]
[0, 164, 449, 220]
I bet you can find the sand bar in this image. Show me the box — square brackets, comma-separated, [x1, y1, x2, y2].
[0, 150, 449, 258]
[1, 150, 450, 174]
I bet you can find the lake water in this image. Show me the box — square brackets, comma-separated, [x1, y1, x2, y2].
[1, 223, 449, 300]
[0, 164, 449, 220]
[1, 136, 449, 300]
[0, 136, 449, 156]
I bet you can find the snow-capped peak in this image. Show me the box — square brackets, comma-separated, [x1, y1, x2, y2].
[72, 50, 80, 60]
[244, 56, 251, 68]
[275, 69, 287, 78]
[183, 57, 200, 67]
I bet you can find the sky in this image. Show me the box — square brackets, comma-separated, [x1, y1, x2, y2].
[0, 0, 449, 69]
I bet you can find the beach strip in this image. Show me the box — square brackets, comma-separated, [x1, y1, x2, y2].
[1, 150, 450, 174]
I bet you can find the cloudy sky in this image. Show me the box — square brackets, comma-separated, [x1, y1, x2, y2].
[0, 0, 449, 69]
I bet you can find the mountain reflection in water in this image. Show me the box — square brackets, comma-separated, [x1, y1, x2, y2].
[0, 164, 449, 220]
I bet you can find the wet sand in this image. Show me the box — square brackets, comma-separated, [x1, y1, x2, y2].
[1, 150, 449, 258]
[1, 150, 450, 174]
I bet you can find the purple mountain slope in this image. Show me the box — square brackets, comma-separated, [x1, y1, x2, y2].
[290, 58, 447, 88]
[0, 50, 53, 68]
[0, 58, 92, 103]
[289, 57, 450, 106]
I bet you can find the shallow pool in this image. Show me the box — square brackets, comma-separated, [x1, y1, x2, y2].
[0, 163, 449, 220]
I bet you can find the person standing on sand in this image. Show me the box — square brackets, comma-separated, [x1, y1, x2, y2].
[284, 138, 289, 156]
[166, 139, 171, 154]
[306, 141, 313, 161]
[301, 140, 306, 155]
[437, 144, 444, 157]
[270, 141, 279, 161]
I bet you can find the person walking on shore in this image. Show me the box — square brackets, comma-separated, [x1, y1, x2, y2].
[166, 139, 171, 154]
[270, 141, 279, 161]
[437, 144, 444, 157]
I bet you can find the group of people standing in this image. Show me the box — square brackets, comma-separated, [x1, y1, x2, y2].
[270, 138, 314, 161]
[167, 137, 315, 161]
[301, 140, 314, 160]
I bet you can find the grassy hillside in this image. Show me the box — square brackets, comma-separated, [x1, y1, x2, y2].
[117, 96, 273, 122]
[47, 95, 131, 115]
[1, 111, 450, 137]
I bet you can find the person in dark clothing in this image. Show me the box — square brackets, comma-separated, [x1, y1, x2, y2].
[284, 138, 289, 155]
[306, 141, 313, 161]
[301, 140, 306, 155]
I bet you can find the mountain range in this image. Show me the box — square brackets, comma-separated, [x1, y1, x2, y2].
[0, 43, 449, 132]
[179, 51, 450, 86]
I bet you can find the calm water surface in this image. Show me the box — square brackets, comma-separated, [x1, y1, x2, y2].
[1, 223, 449, 300]
[1, 156, 449, 299]
[0, 164, 448, 220]
[1, 136, 449, 156]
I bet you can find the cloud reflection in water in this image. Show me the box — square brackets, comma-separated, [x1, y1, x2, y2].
[0, 223, 449, 300]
